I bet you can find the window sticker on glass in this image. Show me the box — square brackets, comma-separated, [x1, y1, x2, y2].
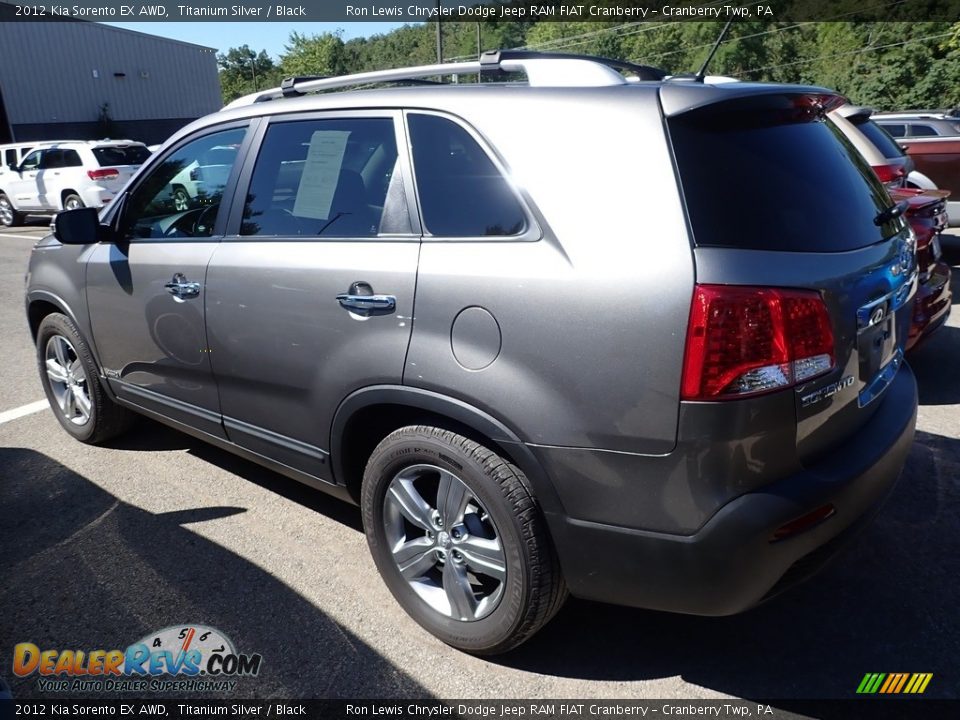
[293, 130, 350, 220]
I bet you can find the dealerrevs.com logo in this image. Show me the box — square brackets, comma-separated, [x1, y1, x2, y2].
[13, 625, 262, 693]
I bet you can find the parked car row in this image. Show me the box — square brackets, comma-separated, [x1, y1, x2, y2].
[827, 104, 953, 349]
[0, 139, 151, 226]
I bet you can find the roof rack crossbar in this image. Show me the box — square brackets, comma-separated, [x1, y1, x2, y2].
[225, 50, 668, 109]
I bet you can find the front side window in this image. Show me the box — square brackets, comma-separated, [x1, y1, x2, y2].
[122, 127, 245, 240]
[408, 114, 526, 237]
[240, 117, 404, 237]
[20, 151, 42, 171]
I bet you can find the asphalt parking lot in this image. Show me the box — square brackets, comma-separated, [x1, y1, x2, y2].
[1, 221, 958, 704]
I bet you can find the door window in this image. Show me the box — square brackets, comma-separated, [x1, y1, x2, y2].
[881, 123, 906, 138]
[240, 117, 407, 237]
[20, 150, 42, 171]
[908, 124, 937, 137]
[408, 113, 526, 237]
[121, 128, 245, 240]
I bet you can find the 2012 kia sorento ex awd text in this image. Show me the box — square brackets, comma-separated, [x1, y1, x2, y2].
[25, 52, 918, 655]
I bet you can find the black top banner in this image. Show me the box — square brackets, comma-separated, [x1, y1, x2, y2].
[1, 0, 959, 23]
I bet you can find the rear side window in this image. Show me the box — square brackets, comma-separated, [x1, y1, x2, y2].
[909, 124, 937, 137]
[93, 145, 150, 166]
[670, 98, 899, 252]
[854, 119, 905, 158]
[63, 150, 82, 167]
[240, 117, 406, 237]
[408, 114, 526, 237]
[879, 123, 906, 138]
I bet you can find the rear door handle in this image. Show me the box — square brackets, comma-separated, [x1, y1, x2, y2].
[336, 293, 396, 312]
[165, 273, 201, 299]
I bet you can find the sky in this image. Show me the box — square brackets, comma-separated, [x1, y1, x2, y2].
[105, 22, 410, 58]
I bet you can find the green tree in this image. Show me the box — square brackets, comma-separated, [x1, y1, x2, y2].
[218, 45, 279, 105]
[280, 30, 349, 78]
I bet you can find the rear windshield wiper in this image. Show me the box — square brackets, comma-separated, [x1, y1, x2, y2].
[874, 199, 909, 226]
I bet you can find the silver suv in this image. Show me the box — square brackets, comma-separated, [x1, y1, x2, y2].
[25, 52, 918, 654]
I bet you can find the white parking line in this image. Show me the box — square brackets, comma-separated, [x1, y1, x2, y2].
[0, 400, 49, 425]
[0, 232, 47, 241]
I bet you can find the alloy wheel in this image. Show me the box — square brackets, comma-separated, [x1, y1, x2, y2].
[383, 464, 506, 621]
[44, 335, 92, 426]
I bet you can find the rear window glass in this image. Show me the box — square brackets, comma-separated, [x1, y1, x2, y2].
[853, 119, 906, 158]
[93, 145, 150, 167]
[669, 99, 900, 252]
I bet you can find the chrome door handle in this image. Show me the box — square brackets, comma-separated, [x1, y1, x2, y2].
[336, 293, 396, 312]
[165, 273, 201, 299]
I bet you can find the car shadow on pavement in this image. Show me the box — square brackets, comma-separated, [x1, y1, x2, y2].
[105, 419, 363, 532]
[0, 447, 426, 699]
[500, 429, 959, 703]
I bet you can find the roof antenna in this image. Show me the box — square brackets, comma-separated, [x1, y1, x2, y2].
[695, 20, 735, 82]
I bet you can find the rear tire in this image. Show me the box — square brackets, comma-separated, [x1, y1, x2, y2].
[62, 193, 84, 211]
[0, 192, 23, 227]
[361, 425, 567, 654]
[36, 313, 134, 444]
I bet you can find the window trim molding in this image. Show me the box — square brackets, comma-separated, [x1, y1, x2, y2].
[222, 109, 422, 243]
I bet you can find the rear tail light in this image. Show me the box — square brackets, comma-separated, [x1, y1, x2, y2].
[87, 168, 119, 181]
[681, 285, 836, 401]
[872, 163, 905, 189]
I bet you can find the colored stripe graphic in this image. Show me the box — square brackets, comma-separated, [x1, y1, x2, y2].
[857, 673, 932, 694]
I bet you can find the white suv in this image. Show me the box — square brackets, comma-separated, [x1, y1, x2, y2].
[0, 139, 150, 226]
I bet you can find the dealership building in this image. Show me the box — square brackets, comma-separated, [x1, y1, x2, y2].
[0, 17, 222, 145]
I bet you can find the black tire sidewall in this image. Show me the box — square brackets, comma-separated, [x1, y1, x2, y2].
[36, 313, 100, 442]
[362, 430, 531, 653]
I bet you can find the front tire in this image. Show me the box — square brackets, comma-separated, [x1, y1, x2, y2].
[0, 192, 23, 227]
[36, 313, 134, 444]
[361, 426, 566, 654]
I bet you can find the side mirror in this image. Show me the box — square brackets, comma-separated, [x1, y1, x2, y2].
[54, 207, 107, 245]
[7, 163, 18, 172]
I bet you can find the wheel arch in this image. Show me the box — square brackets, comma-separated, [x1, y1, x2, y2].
[330, 386, 566, 519]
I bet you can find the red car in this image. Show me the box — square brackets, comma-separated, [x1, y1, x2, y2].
[889, 186, 952, 350]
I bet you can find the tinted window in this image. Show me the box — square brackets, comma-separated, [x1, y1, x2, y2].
[93, 145, 150, 166]
[670, 101, 899, 252]
[20, 151, 41, 171]
[40, 150, 64, 169]
[4, 149, 15, 166]
[909, 124, 937, 137]
[879, 123, 906, 138]
[63, 150, 82, 167]
[123, 128, 245, 240]
[241, 117, 405, 237]
[408, 114, 526, 237]
[854, 119, 906, 158]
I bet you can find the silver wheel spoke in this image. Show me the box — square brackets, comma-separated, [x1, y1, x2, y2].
[443, 559, 477, 621]
[73, 387, 92, 419]
[63, 387, 76, 417]
[46, 358, 69, 383]
[458, 535, 506, 582]
[52, 337, 70, 368]
[386, 479, 434, 532]
[437, 469, 469, 527]
[392, 537, 436, 579]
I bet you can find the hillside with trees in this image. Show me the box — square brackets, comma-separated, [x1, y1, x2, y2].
[217, 19, 960, 111]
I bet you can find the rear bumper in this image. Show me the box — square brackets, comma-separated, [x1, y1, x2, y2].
[907, 260, 952, 350]
[547, 363, 917, 615]
[79, 186, 113, 209]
